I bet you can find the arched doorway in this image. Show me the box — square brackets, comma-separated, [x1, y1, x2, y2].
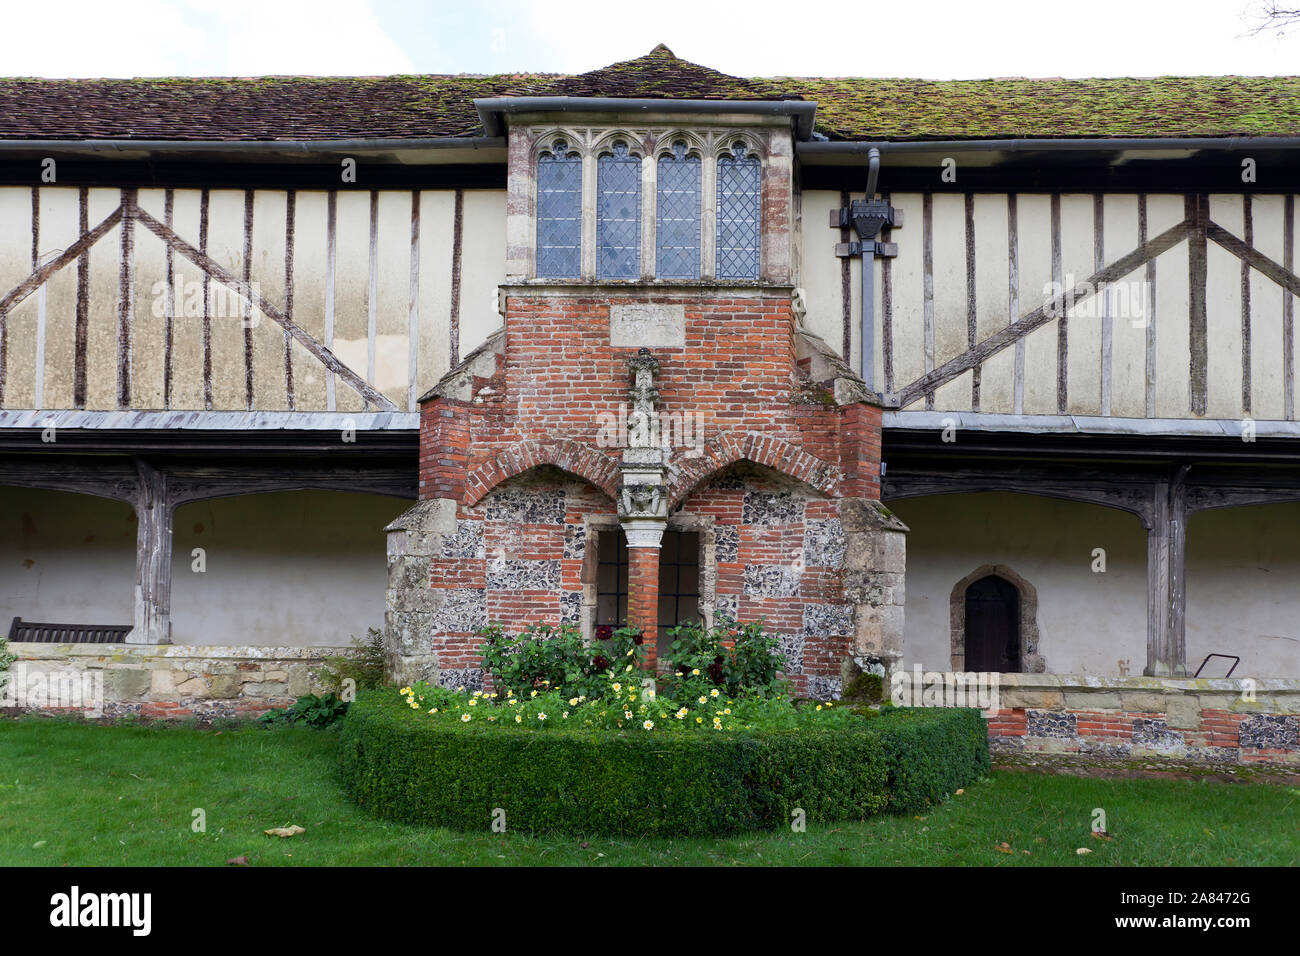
[963, 574, 1020, 672]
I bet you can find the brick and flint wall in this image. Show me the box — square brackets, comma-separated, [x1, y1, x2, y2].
[386, 284, 904, 696]
[984, 673, 1300, 766]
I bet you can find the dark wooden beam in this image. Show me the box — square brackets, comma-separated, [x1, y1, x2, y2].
[133, 207, 399, 411]
[894, 219, 1194, 408]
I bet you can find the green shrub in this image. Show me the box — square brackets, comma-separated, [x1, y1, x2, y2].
[338, 692, 988, 836]
[871, 706, 991, 812]
[477, 622, 645, 702]
[313, 629, 387, 695]
[259, 693, 349, 729]
[659, 618, 789, 701]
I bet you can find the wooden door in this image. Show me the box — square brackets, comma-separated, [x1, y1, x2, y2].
[964, 575, 1020, 672]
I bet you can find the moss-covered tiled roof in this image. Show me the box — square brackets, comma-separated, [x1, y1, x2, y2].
[2, 44, 1298, 143]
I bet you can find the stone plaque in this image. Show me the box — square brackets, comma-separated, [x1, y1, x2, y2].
[609, 304, 686, 348]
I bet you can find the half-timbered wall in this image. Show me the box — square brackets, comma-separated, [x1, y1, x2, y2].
[0, 186, 505, 413]
[800, 190, 1300, 423]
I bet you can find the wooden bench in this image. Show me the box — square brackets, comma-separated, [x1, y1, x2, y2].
[6, 616, 133, 644]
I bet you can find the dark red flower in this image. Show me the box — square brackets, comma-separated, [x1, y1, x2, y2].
[595, 625, 614, 641]
[631, 630, 644, 645]
[592, 654, 611, 672]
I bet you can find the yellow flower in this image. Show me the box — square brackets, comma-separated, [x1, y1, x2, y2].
[696, 717, 703, 724]
[723, 708, 731, 715]
[698, 696, 707, 705]
[612, 682, 622, 693]
[469, 698, 478, 706]
[430, 707, 439, 714]
[624, 710, 633, 720]
[515, 714, 522, 723]
[710, 689, 720, 698]
[643, 720, 654, 730]
[530, 690, 538, 698]
[562, 711, 569, 719]
[691, 668, 700, 676]
[816, 704, 823, 711]
[537, 712, 547, 721]
[461, 713, 471, 722]
[676, 708, 688, 719]
[569, 697, 579, 707]
[625, 665, 633, 673]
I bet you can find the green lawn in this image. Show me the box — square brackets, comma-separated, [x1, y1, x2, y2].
[1, 718, 1296, 866]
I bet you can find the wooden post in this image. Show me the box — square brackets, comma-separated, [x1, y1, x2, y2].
[1144, 481, 1169, 677]
[130, 459, 173, 645]
[1166, 465, 1191, 677]
[1146, 466, 1190, 677]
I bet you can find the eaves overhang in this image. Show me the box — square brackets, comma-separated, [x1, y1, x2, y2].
[474, 95, 819, 140]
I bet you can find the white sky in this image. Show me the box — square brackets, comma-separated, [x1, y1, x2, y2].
[1, 0, 1297, 79]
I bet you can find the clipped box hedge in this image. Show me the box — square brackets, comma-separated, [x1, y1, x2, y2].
[338, 693, 989, 836]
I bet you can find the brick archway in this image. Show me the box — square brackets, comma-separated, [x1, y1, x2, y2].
[464, 438, 620, 506]
[666, 430, 842, 507]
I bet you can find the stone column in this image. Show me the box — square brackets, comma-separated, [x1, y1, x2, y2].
[623, 519, 665, 670]
[841, 497, 908, 688]
[383, 498, 458, 687]
[618, 348, 669, 671]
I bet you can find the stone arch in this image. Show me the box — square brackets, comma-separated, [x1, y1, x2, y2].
[666, 430, 841, 508]
[590, 129, 646, 159]
[712, 129, 768, 162]
[651, 128, 709, 160]
[530, 128, 587, 161]
[464, 438, 620, 506]
[948, 563, 1044, 673]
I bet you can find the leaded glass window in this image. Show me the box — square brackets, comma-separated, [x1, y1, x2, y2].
[536, 140, 581, 278]
[716, 143, 761, 280]
[655, 142, 701, 279]
[596, 142, 642, 279]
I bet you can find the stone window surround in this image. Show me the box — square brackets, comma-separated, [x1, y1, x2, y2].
[508, 122, 789, 284]
[948, 563, 1046, 674]
[579, 513, 718, 647]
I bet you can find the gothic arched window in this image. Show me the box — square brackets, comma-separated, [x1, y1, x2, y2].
[596, 142, 642, 279]
[715, 143, 761, 280]
[536, 140, 581, 278]
[656, 141, 701, 279]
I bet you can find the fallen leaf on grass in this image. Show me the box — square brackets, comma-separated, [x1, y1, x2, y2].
[1076, 847, 1093, 855]
[995, 842, 1013, 854]
[955, 789, 964, 795]
[226, 856, 249, 866]
[263, 825, 305, 838]
[1091, 830, 1115, 842]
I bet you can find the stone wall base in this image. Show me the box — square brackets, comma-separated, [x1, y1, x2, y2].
[987, 674, 1300, 767]
[1, 643, 349, 720]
